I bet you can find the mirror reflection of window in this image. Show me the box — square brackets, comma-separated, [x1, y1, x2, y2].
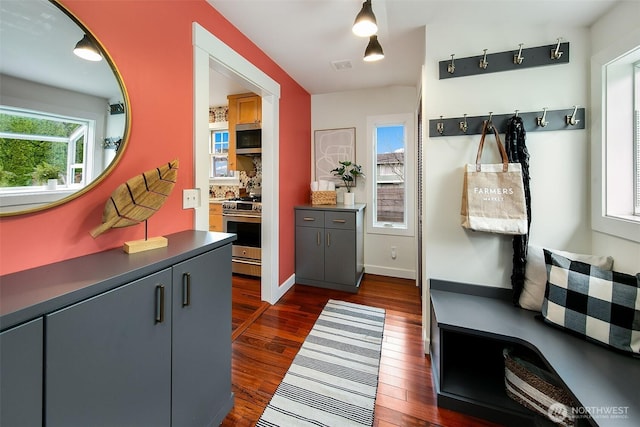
[0, 106, 93, 189]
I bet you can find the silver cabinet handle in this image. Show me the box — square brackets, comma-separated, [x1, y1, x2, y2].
[326, 232, 331, 247]
[303, 217, 315, 221]
[155, 285, 165, 323]
[182, 272, 191, 307]
[332, 219, 346, 223]
[317, 231, 321, 246]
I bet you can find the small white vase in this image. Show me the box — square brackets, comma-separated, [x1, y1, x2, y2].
[47, 179, 57, 190]
[343, 192, 355, 205]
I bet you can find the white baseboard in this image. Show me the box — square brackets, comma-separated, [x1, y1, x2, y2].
[272, 273, 295, 303]
[364, 265, 416, 280]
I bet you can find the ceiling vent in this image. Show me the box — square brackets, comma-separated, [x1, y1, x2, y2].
[331, 60, 353, 71]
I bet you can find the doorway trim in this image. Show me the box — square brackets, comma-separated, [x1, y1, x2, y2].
[193, 23, 281, 304]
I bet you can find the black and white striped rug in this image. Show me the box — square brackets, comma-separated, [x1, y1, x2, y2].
[256, 299, 386, 427]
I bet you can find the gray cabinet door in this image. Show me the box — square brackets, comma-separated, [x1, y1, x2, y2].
[171, 245, 233, 427]
[0, 317, 43, 427]
[46, 269, 172, 427]
[295, 225, 325, 281]
[325, 228, 356, 285]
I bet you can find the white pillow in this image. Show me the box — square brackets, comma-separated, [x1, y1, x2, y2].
[518, 244, 614, 312]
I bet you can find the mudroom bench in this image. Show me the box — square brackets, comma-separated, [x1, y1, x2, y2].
[429, 280, 640, 427]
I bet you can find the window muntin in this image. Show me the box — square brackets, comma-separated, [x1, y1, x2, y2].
[0, 106, 90, 190]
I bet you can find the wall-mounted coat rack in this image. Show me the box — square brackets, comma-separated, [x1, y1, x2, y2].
[428, 107, 585, 137]
[439, 39, 569, 79]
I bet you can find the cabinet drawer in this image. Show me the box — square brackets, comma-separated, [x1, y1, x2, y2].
[209, 203, 222, 214]
[325, 211, 355, 230]
[296, 210, 324, 227]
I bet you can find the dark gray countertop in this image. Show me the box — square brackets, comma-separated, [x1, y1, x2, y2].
[295, 203, 366, 212]
[0, 230, 236, 331]
[431, 287, 640, 427]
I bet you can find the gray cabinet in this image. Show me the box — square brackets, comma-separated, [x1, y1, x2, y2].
[0, 231, 235, 427]
[46, 269, 173, 427]
[0, 318, 43, 427]
[171, 248, 232, 426]
[295, 204, 365, 293]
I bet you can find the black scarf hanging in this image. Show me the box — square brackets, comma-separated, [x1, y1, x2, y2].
[504, 116, 531, 306]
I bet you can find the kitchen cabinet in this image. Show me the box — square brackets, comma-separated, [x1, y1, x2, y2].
[0, 230, 235, 427]
[210, 201, 223, 231]
[227, 93, 260, 172]
[294, 204, 365, 293]
[0, 318, 43, 427]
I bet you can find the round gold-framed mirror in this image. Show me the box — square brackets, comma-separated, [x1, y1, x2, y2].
[0, 0, 130, 216]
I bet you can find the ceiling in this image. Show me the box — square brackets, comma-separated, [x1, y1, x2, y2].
[207, 0, 619, 100]
[1, 0, 619, 108]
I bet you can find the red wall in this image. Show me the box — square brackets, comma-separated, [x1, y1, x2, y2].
[0, 0, 311, 283]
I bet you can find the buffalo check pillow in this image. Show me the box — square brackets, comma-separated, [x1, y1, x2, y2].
[541, 250, 640, 355]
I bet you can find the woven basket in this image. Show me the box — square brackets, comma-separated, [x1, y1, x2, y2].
[311, 191, 336, 205]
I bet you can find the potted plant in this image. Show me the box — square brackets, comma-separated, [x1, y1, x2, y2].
[32, 162, 62, 189]
[331, 160, 364, 205]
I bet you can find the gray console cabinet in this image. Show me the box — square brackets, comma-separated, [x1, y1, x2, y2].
[295, 204, 365, 293]
[0, 230, 235, 427]
[0, 318, 43, 427]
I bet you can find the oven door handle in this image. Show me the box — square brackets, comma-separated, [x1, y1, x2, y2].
[223, 213, 261, 221]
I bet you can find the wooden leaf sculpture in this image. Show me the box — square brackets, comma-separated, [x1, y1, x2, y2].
[90, 159, 179, 238]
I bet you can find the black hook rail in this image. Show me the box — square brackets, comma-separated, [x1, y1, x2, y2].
[428, 107, 585, 137]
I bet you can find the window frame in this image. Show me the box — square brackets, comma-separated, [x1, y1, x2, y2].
[591, 34, 640, 243]
[208, 122, 239, 185]
[366, 113, 415, 237]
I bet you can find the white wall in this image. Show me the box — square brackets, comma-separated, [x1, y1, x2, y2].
[422, 24, 592, 294]
[312, 86, 418, 279]
[589, 1, 640, 274]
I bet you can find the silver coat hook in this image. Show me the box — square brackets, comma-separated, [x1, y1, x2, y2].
[487, 112, 494, 130]
[437, 116, 445, 135]
[537, 107, 548, 127]
[514, 109, 519, 117]
[448, 54, 455, 74]
[566, 105, 580, 126]
[514, 43, 524, 65]
[551, 38, 563, 60]
[459, 114, 468, 133]
[479, 49, 488, 69]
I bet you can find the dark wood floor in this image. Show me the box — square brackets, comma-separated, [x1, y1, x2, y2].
[225, 274, 502, 427]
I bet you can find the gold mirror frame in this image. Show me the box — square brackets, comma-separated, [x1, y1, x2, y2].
[0, 0, 130, 217]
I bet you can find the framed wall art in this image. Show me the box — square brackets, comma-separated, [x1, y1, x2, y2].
[313, 127, 356, 186]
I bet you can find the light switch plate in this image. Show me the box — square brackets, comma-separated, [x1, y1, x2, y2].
[182, 188, 200, 209]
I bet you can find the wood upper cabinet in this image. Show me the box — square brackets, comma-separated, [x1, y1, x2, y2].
[227, 93, 260, 172]
[234, 95, 261, 125]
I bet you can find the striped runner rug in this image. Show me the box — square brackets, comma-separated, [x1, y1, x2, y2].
[257, 299, 386, 427]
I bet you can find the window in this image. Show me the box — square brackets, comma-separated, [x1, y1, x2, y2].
[591, 40, 640, 242]
[635, 61, 640, 215]
[367, 113, 415, 236]
[0, 106, 91, 190]
[209, 128, 231, 178]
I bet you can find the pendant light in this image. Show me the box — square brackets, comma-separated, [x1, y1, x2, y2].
[363, 35, 384, 62]
[73, 34, 102, 62]
[352, 0, 377, 37]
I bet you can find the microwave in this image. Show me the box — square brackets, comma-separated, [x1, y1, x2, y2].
[236, 123, 261, 155]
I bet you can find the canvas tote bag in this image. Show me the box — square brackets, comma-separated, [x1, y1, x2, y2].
[461, 121, 528, 235]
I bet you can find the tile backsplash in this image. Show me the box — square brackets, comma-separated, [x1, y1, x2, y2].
[209, 156, 262, 198]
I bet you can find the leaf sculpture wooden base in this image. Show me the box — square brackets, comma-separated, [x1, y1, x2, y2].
[123, 236, 168, 254]
[90, 159, 178, 254]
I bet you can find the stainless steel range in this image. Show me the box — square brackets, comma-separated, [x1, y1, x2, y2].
[222, 197, 261, 277]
